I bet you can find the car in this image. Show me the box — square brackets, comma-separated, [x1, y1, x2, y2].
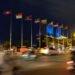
[21, 50, 37, 60]
[48, 47, 59, 55]
[39, 48, 49, 55]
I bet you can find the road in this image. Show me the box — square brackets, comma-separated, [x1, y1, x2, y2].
[1, 52, 75, 75]
[18, 53, 75, 75]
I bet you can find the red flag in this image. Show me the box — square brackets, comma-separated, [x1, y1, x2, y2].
[24, 15, 32, 20]
[16, 13, 22, 19]
[3, 10, 12, 15]
[53, 23, 58, 27]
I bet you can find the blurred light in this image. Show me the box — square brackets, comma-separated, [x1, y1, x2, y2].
[73, 32, 75, 37]
[66, 61, 74, 64]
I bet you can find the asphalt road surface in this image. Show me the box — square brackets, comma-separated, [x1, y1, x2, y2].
[1, 53, 75, 75]
[18, 53, 75, 75]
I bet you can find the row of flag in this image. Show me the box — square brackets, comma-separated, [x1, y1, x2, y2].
[3, 10, 68, 29]
[3, 10, 69, 38]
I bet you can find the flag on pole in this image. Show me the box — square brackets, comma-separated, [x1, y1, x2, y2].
[41, 19, 47, 24]
[34, 18, 40, 23]
[53, 23, 58, 27]
[64, 25, 68, 30]
[46, 24, 54, 35]
[48, 21, 53, 26]
[55, 27, 61, 37]
[59, 24, 63, 28]
[24, 15, 32, 21]
[3, 10, 12, 15]
[16, 13, 22, 19]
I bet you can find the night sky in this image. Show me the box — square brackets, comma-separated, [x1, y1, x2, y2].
[0, 0, 75, 45]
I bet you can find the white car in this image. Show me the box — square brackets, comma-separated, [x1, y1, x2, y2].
[48, 47, 59, 55]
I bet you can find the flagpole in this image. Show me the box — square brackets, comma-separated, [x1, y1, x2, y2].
[45, 24, 48, 47]
[57, 32, 60, 49]
[39, 22, 41, 48]
[10, 14, 12, 50]
[21, 19, 23, 47]
[46, 23, 48, 48]
[67, 29, 68, 47]
[3, 11, 12, 50]
[31, 20, 33, 49]
[62, 28, 65, 50]
[16, 12, 23, 47]
[34, 18, 41, 48]
[71, 29, 73, 48]
[53, 23, 58, 47]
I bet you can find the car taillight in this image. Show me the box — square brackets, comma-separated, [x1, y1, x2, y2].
[66, 61, 74, 64]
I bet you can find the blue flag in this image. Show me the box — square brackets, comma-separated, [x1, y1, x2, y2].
[55, 27, 61, 37]
[46, 25, 54, 35]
